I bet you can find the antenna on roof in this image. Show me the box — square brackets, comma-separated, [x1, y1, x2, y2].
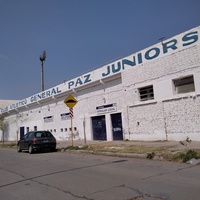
[158, 37, 165, 45]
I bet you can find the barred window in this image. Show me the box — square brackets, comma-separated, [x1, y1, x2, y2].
[44, 116, 53, 123]
[173, 76, 195, 94]
[139, 85, 154, 101]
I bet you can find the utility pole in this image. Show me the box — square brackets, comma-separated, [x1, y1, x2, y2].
[39, 51, 46, 91]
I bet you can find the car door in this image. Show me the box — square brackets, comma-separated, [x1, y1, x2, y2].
[19, 133, 28, 149]
[22, 132, 33, 149]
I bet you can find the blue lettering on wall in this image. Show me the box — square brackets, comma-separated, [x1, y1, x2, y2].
[84, 74, 91, 84]
[68, 74, 91, 89]
[30, 87, 61, 103]
[46, 91, 51, 97]
[75, 78, 83, 87]
[163, 39, 178, 53]
[51, 88, 58, 95]
[122, 57, 136, 69]
[145, 47, 160, 60]
[112, 62, 121, 73]
[0, 29, 199, 114]
[9, 99, 27, 110]
[182, 31, 198, 46]
[122, 52, 143, 70]
[68, 81, 74, 89]
[1, 106, 8, 113]
[102, 66, 110, 77]
[102, 62, 122, 77]
[122, 31, 198, 69]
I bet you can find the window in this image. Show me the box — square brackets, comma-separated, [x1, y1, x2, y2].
[35, 132, 43, 138]
[44, 116, 54, 123]
[28, 132, 34, 138]
[139, 85, 154, 101]
[173, 75, 195, 94]
[61, 128, 63, 132]
[23, 133, 28, 139]
[61, 113, 70, 120]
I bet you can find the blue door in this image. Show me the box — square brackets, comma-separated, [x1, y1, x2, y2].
[20, 127, 25, 139]
[92, 115, 107, 140]
[111, 113, 123, 140]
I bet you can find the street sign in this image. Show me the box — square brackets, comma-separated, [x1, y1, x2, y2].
[64, 95, 77, 146]
[64, 95, 77, 108]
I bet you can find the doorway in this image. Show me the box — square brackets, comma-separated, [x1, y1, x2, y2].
[92, 115, 107, 140]
[20, 127, 25, 139]
[111, 113, 123, 140]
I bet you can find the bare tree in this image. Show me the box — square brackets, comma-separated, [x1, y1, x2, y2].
[15, 113, 28, 142]
[0, 115, 5, 144]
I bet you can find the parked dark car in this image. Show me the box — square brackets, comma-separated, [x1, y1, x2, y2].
[17, 131, 57, 154]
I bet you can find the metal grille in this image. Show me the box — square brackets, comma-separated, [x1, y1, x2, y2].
[139, 85, 154, 101]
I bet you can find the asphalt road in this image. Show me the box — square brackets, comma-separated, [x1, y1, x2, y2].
[0, 148, 200, 200]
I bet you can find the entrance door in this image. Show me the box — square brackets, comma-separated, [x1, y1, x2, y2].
[111, 113, 123, 140]
[92, 116, 107, 140]
[20, 127, 25, 139]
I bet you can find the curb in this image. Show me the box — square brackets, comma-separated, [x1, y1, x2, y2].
[92, 151, 147, 159]
[58, 148, 147, 159]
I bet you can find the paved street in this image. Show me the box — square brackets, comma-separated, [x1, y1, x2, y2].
[0, 148, 200, 200]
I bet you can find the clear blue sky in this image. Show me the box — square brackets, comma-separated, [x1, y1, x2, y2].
[0, 0, 200, 100]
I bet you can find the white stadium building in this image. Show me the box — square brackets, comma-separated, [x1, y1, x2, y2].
[1, 26, 200, 142]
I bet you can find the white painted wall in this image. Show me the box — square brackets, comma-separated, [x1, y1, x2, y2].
[122, 26, 200, 141]
[1, 26, 200, 142]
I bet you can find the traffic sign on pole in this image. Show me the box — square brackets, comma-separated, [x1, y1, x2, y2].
[70, 108, 73, 118]
[63, 95, 78, 146]
[64, 95, 77, 108]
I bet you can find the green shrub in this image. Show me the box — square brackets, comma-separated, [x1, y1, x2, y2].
[180, 150, 200, 163]
[147, 152, 156, 159]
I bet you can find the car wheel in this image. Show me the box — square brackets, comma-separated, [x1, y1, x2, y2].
[28, 145, 33, 154]
[17, 144, 22, 152]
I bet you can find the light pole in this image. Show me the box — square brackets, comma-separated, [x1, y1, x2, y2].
[39, 51, 46, 92]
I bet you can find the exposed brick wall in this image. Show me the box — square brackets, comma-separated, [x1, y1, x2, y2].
[163, 95, 200, 140]
[127, 102, 166, 141]
[123, 42, 200, 141]
[127, 95, 200, 141]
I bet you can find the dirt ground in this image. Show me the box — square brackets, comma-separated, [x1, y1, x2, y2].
[1, 140, 200, 162]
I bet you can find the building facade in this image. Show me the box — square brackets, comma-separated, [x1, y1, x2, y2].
[1, 26, 200, 142]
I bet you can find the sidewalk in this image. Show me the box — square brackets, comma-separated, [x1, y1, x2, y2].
[1, 139, 200, 163]
[56, 140, 200, 163]
[57, 139, 200, 152]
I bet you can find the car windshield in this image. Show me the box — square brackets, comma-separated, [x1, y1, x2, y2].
[34, 132, 53, 138]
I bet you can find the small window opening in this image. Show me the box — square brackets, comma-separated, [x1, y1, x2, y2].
[173, 75, 195, 94]
[139, 85, 154, 101]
